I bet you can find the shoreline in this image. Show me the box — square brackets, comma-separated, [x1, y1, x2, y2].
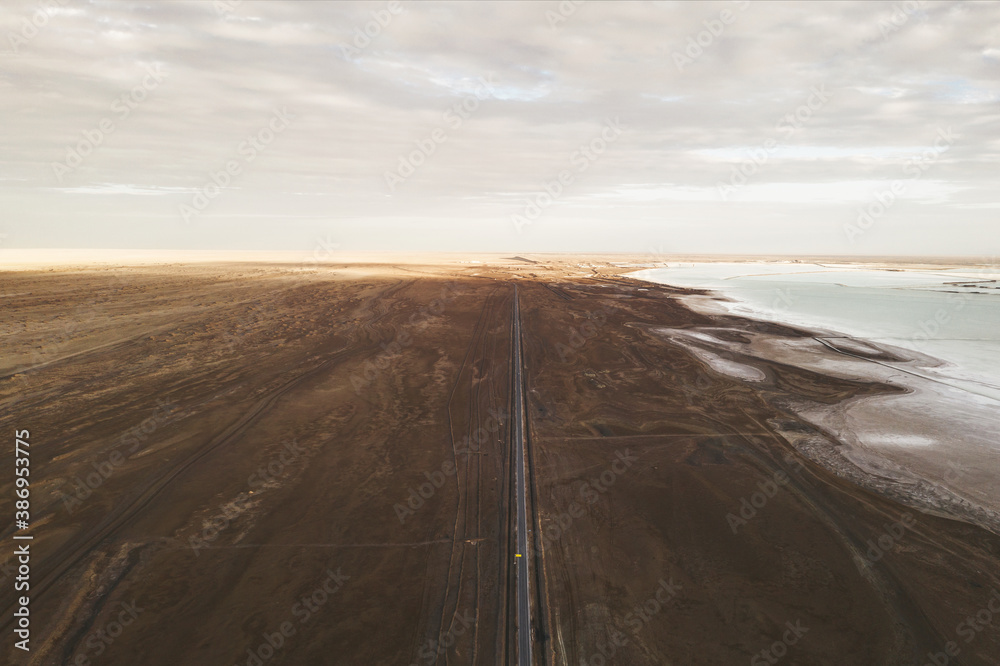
[627, 270, 1000, 536]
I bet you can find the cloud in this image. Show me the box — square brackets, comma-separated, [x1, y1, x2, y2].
[50, 183, 202, 196]
[0, 0, 997, 254]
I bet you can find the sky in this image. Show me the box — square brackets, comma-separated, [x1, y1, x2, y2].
[1, 0, 998, 256]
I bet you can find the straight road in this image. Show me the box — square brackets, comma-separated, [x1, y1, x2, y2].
[512, 285, 532, 665]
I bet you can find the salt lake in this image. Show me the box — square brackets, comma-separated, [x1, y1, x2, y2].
[632, 262, 1000, 401]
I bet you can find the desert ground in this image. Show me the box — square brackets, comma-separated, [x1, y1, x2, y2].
[2, 255, 999, 665]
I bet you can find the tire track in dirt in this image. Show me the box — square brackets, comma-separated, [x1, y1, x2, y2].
[0, 281, 408, 630]
[429, 286, 495, 663]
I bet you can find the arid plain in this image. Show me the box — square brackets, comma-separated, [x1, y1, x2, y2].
[2, 255, 999, 665]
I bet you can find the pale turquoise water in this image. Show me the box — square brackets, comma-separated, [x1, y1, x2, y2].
[632, 263, 1000, 396]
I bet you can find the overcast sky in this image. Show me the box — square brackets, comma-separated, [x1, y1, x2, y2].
[1, 0, 998, 255]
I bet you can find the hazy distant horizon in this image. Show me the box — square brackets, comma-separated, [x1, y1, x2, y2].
[1, 248, 996, 266]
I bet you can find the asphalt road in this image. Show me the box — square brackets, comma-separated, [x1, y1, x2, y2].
[512, 285, 532, 666]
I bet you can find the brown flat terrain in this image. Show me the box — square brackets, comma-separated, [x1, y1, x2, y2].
[1, 258, 998, 665]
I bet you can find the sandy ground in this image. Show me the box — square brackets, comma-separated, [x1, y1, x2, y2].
[1, 255, 998, 665]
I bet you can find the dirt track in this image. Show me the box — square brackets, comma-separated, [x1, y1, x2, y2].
[1, 259, 998, 665]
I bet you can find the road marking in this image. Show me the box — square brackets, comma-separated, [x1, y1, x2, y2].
[513, 285, 533, 666]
